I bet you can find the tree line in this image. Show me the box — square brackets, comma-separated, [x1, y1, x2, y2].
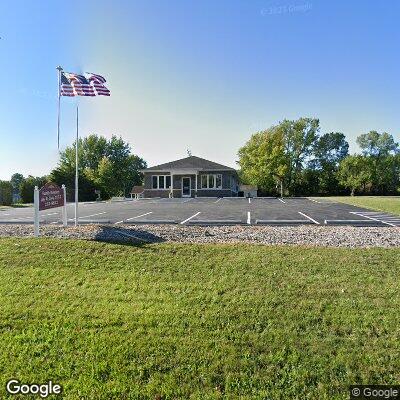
[1, 121, 399, 205]
[238, 117, 399, 196]
[0, 135, 146, 205]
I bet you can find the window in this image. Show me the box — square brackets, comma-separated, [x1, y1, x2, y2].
[152, 176, 158, 189]
[200, 174, 223, 189]
[201, 175, 208, 189]
[151, 175, 171, 189]
[216, 174, 222, 189]
[209, 174, 215, 189]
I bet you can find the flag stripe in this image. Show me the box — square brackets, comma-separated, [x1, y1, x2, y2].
[60, 71, 110, 97]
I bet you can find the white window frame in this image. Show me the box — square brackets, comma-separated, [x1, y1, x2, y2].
[200, 174, 222, 190]
[151, 175, 171, 190]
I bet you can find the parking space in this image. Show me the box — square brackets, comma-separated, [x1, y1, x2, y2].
[0, 198, 398, 227]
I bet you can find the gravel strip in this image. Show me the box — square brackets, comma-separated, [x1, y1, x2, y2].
[0, 224, 399, 248]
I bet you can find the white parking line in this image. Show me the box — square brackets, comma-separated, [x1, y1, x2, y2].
[214, 198, 222, 203]
[247, 211, 251, 224]
[248, 198, 251, 204]
[79, 212, 106, 219]
[114, 220, 124, 225]
[350, 212, 396, 227]
[255, 219, 313, 224]
[324, 220, 373, 225]
[125, 212, 153, 221]
[356, 211, 386, 214]
[298, 212, 320, 225]
[180, 212, 201, 225]
[278, 198, 286, 204]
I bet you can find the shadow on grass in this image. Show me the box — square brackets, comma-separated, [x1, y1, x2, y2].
[93, 225, 166, 247]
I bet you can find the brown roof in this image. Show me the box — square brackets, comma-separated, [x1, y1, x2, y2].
[130, 185, 144, 194]
[142, 156, 236, 172]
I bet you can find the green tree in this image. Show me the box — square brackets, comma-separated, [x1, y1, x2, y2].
[278, 117, 320, 194]
[356, 131, 399, 194]
[357, 131, 398, 157]
[337, 155, 372, 196]
[310, 132, 349, 194]
[20, 176, 48, 203]
[10, 173, 25, 196]
[51, 134, 146, 200]
[238, 127, 287, 195]
[0, 181, 13, 206]
[238, 117, 319, 195]
[51, 165, 97, 202]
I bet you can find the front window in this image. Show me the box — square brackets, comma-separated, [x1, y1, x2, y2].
[200, 174, 223, 189]
[201, 175, 208, 189]
[209, 175, 215, 188]
[216, 174, 222, 189]
[151, 175, 170, 189]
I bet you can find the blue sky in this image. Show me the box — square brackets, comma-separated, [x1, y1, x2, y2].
[0, 0, 399, 180]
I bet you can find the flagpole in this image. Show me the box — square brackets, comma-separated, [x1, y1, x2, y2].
[75, 105, 79, 226]
[56, 66, 63, 150]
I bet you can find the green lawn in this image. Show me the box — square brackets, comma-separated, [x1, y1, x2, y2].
[317, 196, 400, 216]
[0, 239, 399, 399]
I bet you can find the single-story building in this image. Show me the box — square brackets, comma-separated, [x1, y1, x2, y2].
[141, 156, 239, 198]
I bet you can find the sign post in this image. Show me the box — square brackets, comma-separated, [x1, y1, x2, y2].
[61, 184, 67, 227]
[34, 183, 67, 237]
[34, 186, 39, 237]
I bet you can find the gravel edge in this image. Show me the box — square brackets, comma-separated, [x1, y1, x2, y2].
[0, 224, 399, 248]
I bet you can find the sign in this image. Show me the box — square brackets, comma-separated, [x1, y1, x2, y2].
[39, 183, 64, 211]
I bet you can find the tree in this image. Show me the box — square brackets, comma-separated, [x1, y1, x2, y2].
[51, 134, 146, 200]
[337, 155, 372, 196]
[310, 132, 349, 194]
[313, 132, 349, 167]
[0, 181, 13, 206]
[51, 165, 97, 202]
[278, 117, 320, 194]
[357, 131, 398, 158]
[10, 173, 25, 195]
[238, 117, 319, 195]
[20, 176, 48, 203]
[356, 131, 399, 194]
[238, 126, 287, 195]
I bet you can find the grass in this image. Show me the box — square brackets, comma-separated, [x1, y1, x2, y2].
[0, 239, 399, 399]
[316, 196, 400, 216]
[0, 203, 31, 210]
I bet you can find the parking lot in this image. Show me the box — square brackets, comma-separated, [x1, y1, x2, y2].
[1, 197, 399, 227]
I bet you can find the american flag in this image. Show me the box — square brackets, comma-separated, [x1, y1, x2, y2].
[87, 73, 111, 96]
[60, 72, 110, 97]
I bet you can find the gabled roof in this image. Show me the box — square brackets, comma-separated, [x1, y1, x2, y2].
[142, 156, 236, 172]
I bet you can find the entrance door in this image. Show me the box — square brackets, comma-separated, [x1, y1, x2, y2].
[182, 177, 191, 197]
